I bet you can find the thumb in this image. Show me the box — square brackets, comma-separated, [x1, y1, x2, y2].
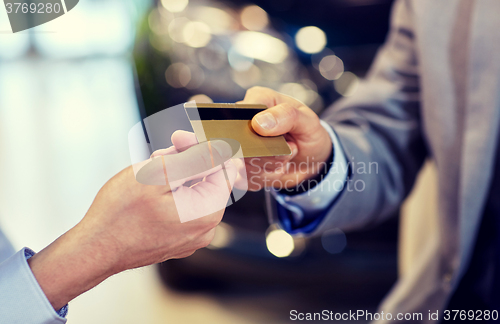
[251, 103, 317, 138]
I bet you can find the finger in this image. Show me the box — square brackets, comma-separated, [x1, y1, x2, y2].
[136, 140, 233, 189]
[172, 161, 237, 222]
[251, 102, 318, 138]
[286, 141, 299, 159]
[238, 86, 277, 107]
[164, 139, 233, 187]
[239, 86, 288, 108]
[232, 158, 249, 190]
[234, 171, 248, 191]
[193, 159, 237, 195]
[171, 130, 198, 152]
[150, 131, 198, 158]
[240, 86, 319, 139]
[150, 145, 178, 158]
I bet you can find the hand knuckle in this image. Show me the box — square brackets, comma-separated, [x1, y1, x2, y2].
[198, 237, 211, 249]
[247, 86, 275, 99]
[279, 103, 297, 119]
[182, 250, 196, 258]
[186, 229, 200, 243]
[248, 85, 264, 93]
[206, 218, 219, 229]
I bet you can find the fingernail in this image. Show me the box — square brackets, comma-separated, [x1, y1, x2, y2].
[211, 140, 233, 161]
[255, 113, 276, 130]
[276, 154, 290, 160]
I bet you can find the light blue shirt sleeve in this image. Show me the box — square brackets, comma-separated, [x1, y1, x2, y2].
[270, 120, 348, 230]
[0, 228, 15, 262]
[0, 245, 68, 324]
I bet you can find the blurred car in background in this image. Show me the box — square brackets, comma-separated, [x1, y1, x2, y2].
[133, 0, 398, 317]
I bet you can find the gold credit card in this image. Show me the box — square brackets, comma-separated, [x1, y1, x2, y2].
[184, 103, 291, 158]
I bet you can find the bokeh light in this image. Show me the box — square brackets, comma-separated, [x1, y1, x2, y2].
[165, 62, 191, 88]
[228, 47, 254, 71]
[207, 222, 234, 249]
[266, 229, 295, 258]
[148, 9, 169, 36]
[149, 33, 172, 53]
[279, 82, 318, 106]
[311, 48, 334, 69]
[168, 17, 190, 43]
[240, 5, 269, 31]
[295, 26, 327, 54]
[184, 64, 205, 89]
[197, 44, 227, 70]
[161, 0, 188, 13]
[234, 31, 288, 64]
[191, 6, 236, 35]
[183, 21, 212, 48]
[319, 55, 344, 80]
[334, 71, 359, 97]
[231, 64, 261, 88]
[188, 94, 213, 103]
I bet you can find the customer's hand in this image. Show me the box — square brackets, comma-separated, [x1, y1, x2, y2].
[238, 86, 332, 191]
[28, 138, 236, 311]
[164, 130, 249, 191]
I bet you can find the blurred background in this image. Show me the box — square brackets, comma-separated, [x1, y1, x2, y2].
[0, 0, 410, 323]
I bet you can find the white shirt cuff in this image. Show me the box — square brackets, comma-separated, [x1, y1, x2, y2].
[271, 120, 348, 221]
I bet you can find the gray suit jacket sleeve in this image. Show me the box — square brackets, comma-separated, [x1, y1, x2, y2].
[268, 0, 428, 234]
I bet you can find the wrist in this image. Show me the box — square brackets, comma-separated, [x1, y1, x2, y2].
[28, 223, 118, 310]
[313, 126, 334, 170]
[301, 127, 333, 180]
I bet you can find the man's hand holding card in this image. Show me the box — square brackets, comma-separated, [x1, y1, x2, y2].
[179, 86, 332, 192]
[239, 86, 332, 192]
